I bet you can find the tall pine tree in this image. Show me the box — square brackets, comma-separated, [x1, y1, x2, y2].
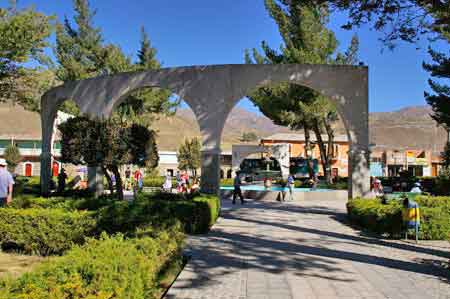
[423, 47, 450, 168]
[246, 0, 359, 182]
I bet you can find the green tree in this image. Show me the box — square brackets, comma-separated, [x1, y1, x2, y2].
[241, 132, 259, 142]
[116, 27, 178, 125]
[4, 144, 21, 173]
[0, 1, 55, 108]
[246, 1, 359, 182]
[423, 46, 450, 169]
[58, 116, 158, 199]
[423, 48, 450, 137]
[177, 138, 201, 178]
[303, 0, 449, 47]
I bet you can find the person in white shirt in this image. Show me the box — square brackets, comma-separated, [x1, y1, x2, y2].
[0, 158, 14, 206]
[410, 182, 422, 194]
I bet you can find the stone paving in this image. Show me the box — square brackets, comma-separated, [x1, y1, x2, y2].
[166, 198, 450, 299]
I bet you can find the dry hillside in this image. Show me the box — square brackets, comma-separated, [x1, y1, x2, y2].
[153, 105, 447, 154]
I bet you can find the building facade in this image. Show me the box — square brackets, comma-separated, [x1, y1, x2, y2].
[370, 149, 438, 177]
[261, 133, 350, 177]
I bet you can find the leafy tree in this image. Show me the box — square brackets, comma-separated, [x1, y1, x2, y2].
[423, 46, 450, 170]
[241, 132, 259, 142]
[0, 1, 55, 108]
[423, 48, 450, 137]
[177, 138, 201, 178]
[442, 142, 450, 169]
[302, 0, 449, 47]
[58, 116, 158, 199]
[55, 0, 177, 196]
[4, 144, 21, 173]
[246, 1, 359, 182]
[116, 27, 177, 125]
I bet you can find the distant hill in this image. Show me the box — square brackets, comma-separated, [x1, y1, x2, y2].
[153, 105, 447, 154]
[369, 106, 446, 154]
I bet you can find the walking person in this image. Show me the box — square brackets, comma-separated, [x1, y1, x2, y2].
[233, 171, 244, 205]
[125, 167, 131, 191]
[0, 159, 14, 206]
[175, 171, 182, 192]
[134, 168, 143, 191]
[287, 174, 295, 201]
[57, 167, 68, 193]
[163, 171, 172, 192]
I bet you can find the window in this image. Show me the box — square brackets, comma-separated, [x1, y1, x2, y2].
[16, 140, 35, 149]
[0, 140, 12, 149]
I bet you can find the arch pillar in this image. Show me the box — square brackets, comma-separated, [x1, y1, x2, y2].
[200, 148, 221, 194]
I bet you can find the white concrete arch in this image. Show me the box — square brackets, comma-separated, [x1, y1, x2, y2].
[40, 64, 369, 198]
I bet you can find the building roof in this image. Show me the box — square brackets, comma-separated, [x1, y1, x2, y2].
[261, 133, 349, 143]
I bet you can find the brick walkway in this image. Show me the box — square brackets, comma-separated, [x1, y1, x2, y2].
[166, 198, 450, 299]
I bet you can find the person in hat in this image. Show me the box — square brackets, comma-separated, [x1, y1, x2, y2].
[0, 158, 14, 206]
[373, 178, 384, 196]
[410, 182, 422, 194]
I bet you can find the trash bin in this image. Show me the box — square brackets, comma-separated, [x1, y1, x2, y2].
[402, 197, 420, 242]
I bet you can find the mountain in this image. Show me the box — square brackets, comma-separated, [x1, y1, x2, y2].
[153, 107, 293, 151]
[369, 106, 446, 154]
[152, 105, 447, 154]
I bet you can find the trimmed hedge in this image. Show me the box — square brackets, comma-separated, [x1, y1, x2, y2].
[220, 178, 234, 186]
[0, 208, 96, 256]
[347, 199, 403, 237]
[97, 193, 220, 235]
[1, 193, 219, 256]
[347, 196, 450, 240]
[0, 229, 184, 299]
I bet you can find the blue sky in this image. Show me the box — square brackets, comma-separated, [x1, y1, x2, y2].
[11, 0, 450, 113]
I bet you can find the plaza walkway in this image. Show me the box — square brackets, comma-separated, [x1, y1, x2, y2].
[166, 198, 450, 299]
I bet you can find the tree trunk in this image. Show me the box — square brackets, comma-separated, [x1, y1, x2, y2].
[103, 166, 114, 196]
[111, 165, 124, 201]
[303, 122, 313, 179]
[303, 123, 310, 158]
[312, 119, 331, 184]
[323, 117, 335, 183]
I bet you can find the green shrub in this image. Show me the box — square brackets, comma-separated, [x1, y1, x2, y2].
[220, 178, 234, 186]
[143, 176, 165, 187]
[347, 198, 403, 237]
[10, 195, 113, 212]
[347, 196, 450, 240]
[97, 193, 220, 235]
[0, 230, 184, 299]
[0, 208, 97, 256]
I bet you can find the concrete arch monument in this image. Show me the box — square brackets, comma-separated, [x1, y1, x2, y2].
[40, 64, 369, 198]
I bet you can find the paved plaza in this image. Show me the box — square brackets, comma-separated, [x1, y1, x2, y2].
[166, 198, 450, 299]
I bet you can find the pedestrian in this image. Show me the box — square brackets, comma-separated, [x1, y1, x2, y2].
[125, 167, 131, 190]
[410, 182, 422, 194]
[57, 167, 68, 193]
[287, 174, 295, 201]
[233, 171, 244, 204]
[191, 179, 200, 193]
[373, 179, 384, 197]
[0, 159, 14, 206]
[163, 171, 172, 192]
[134, 168, 143, 190]
[175, 171, 182, 192]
